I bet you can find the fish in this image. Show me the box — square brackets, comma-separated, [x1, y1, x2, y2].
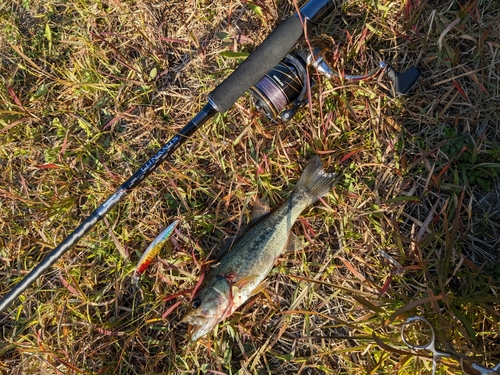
[181, 155, 337, 341]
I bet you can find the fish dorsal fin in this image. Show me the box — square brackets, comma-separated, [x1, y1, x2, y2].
[251, 197, 270, 223]
[210, 198, 270, 262]
[210, 237, 235, 261]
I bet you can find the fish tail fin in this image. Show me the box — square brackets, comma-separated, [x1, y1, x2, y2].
[295, 155, 337, 203]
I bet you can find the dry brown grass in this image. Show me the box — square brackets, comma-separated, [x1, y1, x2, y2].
[1, 0, 499, 374]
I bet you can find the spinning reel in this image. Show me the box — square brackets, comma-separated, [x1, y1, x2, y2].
[250, 49, 420, 120]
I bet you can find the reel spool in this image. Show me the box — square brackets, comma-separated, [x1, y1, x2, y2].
[250, 49, 420, 120]
[250, 54, 309, 121]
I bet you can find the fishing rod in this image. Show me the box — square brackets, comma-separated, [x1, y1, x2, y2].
[0, 0, 338, 313]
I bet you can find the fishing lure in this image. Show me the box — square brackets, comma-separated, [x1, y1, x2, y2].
[132, 220, 180, 287]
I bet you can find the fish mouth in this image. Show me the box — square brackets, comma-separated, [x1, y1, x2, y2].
[181, 313, 218, 341]
[180, 313, 205, 325]
[189, 325, 211, 342]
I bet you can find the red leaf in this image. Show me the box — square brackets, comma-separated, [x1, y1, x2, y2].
[102, 106, 136, 130]
[163, 288, 191, 302]
[404, 0, 412, 21]
[191, 265, 207, 297]
[36, 163, 61, 169]
[162, 300, 182, 319]
[59, 274, 82, 299]
[6, 84, 26, 111]
[59, 131, 69, 163]
[159, 37, 188, 44]
[452, 79, 470, 102]
[341, 148, 363, 163]
[299, 217, 315, 242]
[336, 256, 366, 282]
[379, 272, 393, 296]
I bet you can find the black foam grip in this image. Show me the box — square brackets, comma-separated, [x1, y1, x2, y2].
[209, 16, 304, 113]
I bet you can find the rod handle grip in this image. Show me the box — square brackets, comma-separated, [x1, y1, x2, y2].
[209, 16, 304, 113]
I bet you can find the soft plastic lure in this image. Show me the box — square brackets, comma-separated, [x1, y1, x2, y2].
[132, 220, 180, 286]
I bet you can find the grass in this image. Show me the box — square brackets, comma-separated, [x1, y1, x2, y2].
[1, 0, 499, 373]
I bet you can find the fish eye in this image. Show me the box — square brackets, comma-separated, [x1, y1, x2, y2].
[192, 298, 201, 309]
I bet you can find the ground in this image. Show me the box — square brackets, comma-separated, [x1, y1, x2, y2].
[0, 0, 499, 374]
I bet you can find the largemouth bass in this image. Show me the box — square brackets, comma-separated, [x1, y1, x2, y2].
[182, 156, 337, 341]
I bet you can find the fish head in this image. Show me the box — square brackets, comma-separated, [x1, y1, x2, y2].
[182, 275, 232, 341]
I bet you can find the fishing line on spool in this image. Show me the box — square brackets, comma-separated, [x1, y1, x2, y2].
[252, 75, 289, 116]
[250, 54, 307, 119]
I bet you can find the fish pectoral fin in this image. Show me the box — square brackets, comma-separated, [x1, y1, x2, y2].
[233, 275, 259, 289]
[250, 197, 270, 223]
[249, 280, 269, 296]
[285, 233, 303, 253]
[233, 276, 268, 296]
